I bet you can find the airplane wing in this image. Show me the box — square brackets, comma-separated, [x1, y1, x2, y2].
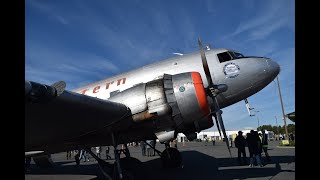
[25, 81, 131, 153]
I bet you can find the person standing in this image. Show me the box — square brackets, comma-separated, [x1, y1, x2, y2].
[246, 130, 255, 167]
[105, 146, 111, 160]
[261, 129, 271, 162]
[153, 138, 157, 156]
[253, 131, 263, 167]
[66, 150, 72, 160]
[96, 146, 101, 158]
[140, 141, 146, 156]
[80, 149, 89, 162]
[75, 150, 80, 165]
[150, 140, 155, 156]
[235, 131, 247, 165]
[172, 139, 178, 149]
[146, 140, 152, 157]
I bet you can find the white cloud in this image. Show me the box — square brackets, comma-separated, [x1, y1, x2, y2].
[25, 43, 120, 90]
[27, 0, 69, 25]
[248, 17, 289, 41]
[223, 0, 293, 41]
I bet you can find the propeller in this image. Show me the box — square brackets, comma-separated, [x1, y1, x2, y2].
[197, 38, 232, 157]
[212, 113, 222, 137]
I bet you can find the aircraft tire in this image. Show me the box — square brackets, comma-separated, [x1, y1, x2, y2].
[161, 148, 182, 168]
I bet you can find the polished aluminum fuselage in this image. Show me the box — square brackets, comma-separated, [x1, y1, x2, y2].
[25, 48, 280, 153]
[74, 48, 280, 110]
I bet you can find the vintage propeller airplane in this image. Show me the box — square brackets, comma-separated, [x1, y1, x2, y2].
[25, 38, 280, 179]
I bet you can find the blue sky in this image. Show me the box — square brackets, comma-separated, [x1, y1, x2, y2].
[25, 0, 295, 131]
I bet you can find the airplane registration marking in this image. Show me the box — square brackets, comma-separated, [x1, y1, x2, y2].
[80, 78, 126, 95]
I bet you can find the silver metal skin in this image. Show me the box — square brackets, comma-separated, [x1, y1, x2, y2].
[171, 73, 212, 132]
[74, 48, 280, 114]
[108, 83, 148, 115]
[107, 72, 211, 143]
[155, 130, 175, 143]
[25, 48, 280, 154]
[145, 80, 169, 116]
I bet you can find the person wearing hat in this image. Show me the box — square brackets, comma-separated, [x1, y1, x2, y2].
[235, 131, 247, 165]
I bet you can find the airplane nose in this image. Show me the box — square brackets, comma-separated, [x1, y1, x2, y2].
[266, 58, 280, 79]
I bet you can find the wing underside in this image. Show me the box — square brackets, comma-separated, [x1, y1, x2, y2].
[25, 81, 131, 152]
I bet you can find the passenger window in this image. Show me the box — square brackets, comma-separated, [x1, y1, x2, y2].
[217, 52, 232, 63]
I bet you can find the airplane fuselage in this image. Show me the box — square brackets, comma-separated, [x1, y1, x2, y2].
[25, 48, 280, 154]
[74, 48, 279, 110]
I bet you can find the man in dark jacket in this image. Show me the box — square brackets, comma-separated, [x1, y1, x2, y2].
[235, 131, 247, 165]
[140, 141, 146, 156]
[246, 130, 255, 167]
[253, 131, 263, 167]
[261, 129, 271, 162]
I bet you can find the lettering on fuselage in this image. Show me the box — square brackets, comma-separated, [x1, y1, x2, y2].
[80, 77, 126, 95]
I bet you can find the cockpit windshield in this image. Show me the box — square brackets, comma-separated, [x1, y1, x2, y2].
[229, 51, 244, 59]
[217, 51, 245, 63]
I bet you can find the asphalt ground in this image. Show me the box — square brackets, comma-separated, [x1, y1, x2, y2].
[25, 140, 295, 180]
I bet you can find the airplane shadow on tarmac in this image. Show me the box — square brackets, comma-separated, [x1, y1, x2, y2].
[26, 151, 295, 180]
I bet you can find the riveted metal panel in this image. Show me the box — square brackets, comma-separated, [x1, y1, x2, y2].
[146, 79, 166, 109]
[109, 84, 147, 114]
[172, 73, 203, 125]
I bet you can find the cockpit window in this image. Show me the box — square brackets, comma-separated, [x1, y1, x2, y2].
[230, 51, 244, 59]
[217, 52, 232, 63]
[217, 51, 245, 63]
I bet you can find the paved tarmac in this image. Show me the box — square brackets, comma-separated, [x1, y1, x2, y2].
[25, 140, 295, 180]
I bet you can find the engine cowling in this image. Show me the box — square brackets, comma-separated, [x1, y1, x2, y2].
[108, 72, 213, 142]
[169, 72, 213, 133]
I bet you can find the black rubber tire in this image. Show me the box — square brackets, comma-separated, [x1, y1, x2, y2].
[160, 148, 182, 168]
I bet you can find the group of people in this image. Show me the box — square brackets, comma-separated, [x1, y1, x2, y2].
[71, 146, 112, 165]
[140, 140, 157, 156]
[235, 129, 271, 167]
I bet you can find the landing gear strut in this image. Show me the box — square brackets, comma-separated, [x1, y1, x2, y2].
[144, 141, 182, 168]
[111, 133, 141, 180]
[87, 133, 141, 180]
[85, 148, 113, 180]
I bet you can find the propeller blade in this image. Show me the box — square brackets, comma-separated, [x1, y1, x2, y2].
[197, 37, 231, 157]
[198, 38, 214, 87]
[212, 114, 222, 137]
[214, 98, 232, 157]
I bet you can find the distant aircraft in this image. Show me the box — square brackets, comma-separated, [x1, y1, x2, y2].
[25, 38, 280, 179]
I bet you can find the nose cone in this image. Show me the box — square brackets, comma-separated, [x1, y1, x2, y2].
[266, 58, 280, 80]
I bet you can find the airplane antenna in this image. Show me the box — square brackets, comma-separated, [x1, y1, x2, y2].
[206, 44, 212, 50]
[173, 53, 184, 56]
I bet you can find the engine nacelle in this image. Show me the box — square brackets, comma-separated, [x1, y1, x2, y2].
[109, 72, 213, 142]
[168, 72, 213, 133]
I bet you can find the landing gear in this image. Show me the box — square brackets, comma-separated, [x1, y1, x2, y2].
[111, 133, 141, 180]
[143, 140, 182, 168]
[85, 148, 113, 180]
[160, 143, 182, 168]
[86, 133, 141, 180]
[113, 157, 141, 180]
